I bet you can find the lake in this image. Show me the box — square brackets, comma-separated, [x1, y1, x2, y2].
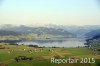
[17, 38, 87, 48]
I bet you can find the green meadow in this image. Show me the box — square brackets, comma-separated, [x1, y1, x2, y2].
[0, 43, 100, 66]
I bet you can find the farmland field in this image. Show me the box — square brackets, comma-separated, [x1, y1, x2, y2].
[0, 43, 100, 66]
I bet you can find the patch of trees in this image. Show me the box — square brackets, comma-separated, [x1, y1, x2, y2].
[28, 45, 39, 48]
[86, 34, 100, 45]
[85, 34, 100, 51]
[15, 56, 33, 62]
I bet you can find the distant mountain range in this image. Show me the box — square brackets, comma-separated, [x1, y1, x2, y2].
[51, 25, 100, 38]
[0, 24, 100, 38]
[0, 30, 21, 36]
[0, 24, 76, 38]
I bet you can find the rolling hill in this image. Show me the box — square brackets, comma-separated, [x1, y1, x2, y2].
[0, 24, 76, 38]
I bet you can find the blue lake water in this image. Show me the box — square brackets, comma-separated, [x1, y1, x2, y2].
[17, 38, 87, 47]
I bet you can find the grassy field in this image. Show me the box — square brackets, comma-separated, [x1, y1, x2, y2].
[0, 43, 100, 66]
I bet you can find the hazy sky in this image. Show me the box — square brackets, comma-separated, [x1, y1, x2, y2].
[0, 0, 100, 26]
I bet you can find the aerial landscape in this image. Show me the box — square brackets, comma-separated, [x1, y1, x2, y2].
[0, 0, 100, 66]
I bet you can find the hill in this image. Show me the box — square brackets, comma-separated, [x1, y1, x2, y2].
[0, 24, 76, 38]
[85, 29, 100, 38]
[0, 30, 21, 36]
